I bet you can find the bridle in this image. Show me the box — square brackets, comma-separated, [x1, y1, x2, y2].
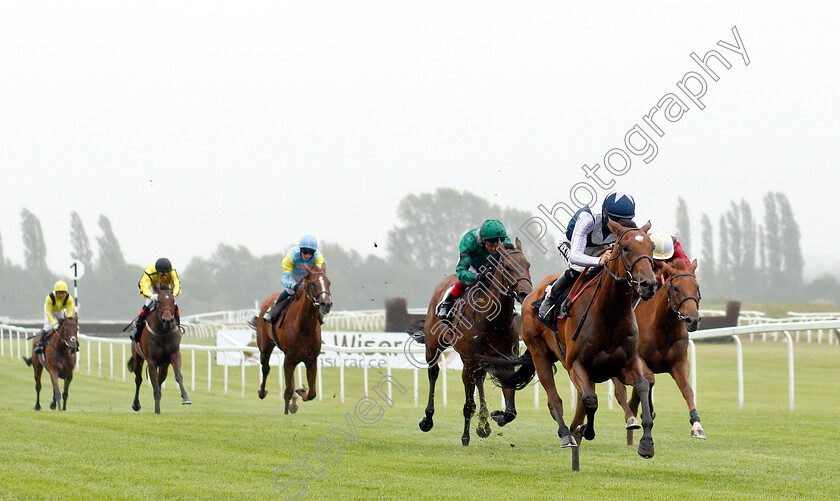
[603, 227, 655, 288]
[485, 247, 532, 299]
[49, 319, 79, 353]
[303, 271, 332, 307]
[146, 291, 178, 337]
[665, 272, 702, 321]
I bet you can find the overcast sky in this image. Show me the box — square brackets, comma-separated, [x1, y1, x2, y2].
[1, 1, 837, 281]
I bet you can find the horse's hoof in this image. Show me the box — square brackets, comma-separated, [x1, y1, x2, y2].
[50, 402, 56, 410]
[155, 409, 161, 415]
[626, 417, 641, 430]
[34, 405, 40, 411]
[476, 421, 491, 438]
[418, 417, 434, 432]
[289, 402, 299, 414]
[491, 410, 515, 427]
[132, 403, 140, 412]
[691, 424, 706, 439]
[461, 435, 471, 446]
[638, 438, 655, 458]
[560, 434, 578, 448]
[577, 424, 595, 441]
[182, 398, 192, 405]
[258, 389, 267, 399]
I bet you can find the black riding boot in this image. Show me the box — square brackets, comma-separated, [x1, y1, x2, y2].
[33, 329, 48, 354]
[435, 286, 457, 319]
[131, 318, 146, 343]
[263, 291, 292, 324]
[555, 269, 581, 318]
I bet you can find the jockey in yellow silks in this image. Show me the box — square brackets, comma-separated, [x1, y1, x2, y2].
[129, 257, 181, 343]
[34, 280, 75, 354]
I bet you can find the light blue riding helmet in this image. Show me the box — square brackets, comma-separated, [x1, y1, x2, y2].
[299, 235, 318, 252]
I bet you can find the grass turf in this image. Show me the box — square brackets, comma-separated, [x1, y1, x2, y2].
[1, 341, 838, 500]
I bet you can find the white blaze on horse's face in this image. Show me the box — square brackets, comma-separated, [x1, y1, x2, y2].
[635, 235, 645, 242]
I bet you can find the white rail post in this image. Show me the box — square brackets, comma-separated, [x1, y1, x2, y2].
[317, 356, 323, 401]
[386, 356, 392, 401]
[297, 364, 303, 390]
[413, 367, 419, 408]
[97, 341, 102, 377]
[241, 353, 246, 398]
[207, 351, 212, 393]
[17, 332, 21, 359]
[441, 355, 448, 408]
[607, 379, 614, 410]
[569, 381, 576, 410]
[191, 350, 195, 391]
[340, 353, 345, 403]
[87, 340, 91, 374]
[109, 344, 114, 380]
[363, 354, 369, 397]
[732, 336, 743, 410]
[784, 331, 795, 411]
[223, 351, 229, 395]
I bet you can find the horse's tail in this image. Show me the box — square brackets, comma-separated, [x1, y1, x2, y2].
[22, 356, 32, 367]
[247, 316, 258, 331]
[477, 350, 542, 391]
[406, 317, 425, 344]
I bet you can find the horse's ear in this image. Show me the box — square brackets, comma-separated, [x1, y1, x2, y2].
[515, 237, 522, 250]
[606, 218, 623, 235]
[690, 258, 698, 273]
[641, 220, 652, 233]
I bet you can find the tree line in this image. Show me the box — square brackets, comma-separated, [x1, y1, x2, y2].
[1, 189, 835, 320]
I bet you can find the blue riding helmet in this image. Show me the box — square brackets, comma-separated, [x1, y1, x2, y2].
[603, 191, 636, 219]
[299, 235, 318, 252]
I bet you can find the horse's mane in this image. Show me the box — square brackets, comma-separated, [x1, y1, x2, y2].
[615, 218, 638, 228]
[504, 243, 515, 250]
[670, 259, 688, 270]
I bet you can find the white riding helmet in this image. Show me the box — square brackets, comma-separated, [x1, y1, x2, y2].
[650, 230, 675, 260]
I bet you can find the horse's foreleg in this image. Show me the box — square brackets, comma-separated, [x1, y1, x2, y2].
[62, 375, 72, 410]
[132, 355, 144, 412]
[671, 359, 705, 438]
[474, 371, 491, 438]
[569, 363, 597, 442]
[460, 368, 477, 446]
[627, 359, 655, 458]
[532, 344, 574, 447]
[147, 361, 162, 415]
[33, 363, 43, 411]
[418, 361, 440, 432]
[171, 351, 192, 405]
[613, 376, 640, 444]
[283, 361, 298, 414]
[48, 367, 62, 411]
[299, 358, 318, 401]
[258, 345, 273, 399]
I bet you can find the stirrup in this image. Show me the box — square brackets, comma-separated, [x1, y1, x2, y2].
[263, 312, 273, 323]
[435, 301, 453, 320]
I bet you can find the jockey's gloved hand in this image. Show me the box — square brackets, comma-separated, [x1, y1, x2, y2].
[476, 270, 491, 283]
[150, 293, 159, 302]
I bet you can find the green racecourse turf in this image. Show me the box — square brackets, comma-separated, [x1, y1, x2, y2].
[1, 341, 839, 501]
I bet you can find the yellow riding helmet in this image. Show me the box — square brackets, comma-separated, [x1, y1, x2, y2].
[54, 280, 69, 292]
[650, 231, 675, 260]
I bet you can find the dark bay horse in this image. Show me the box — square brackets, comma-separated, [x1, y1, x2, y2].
[127, 284, 191, 414]
[614, 258, 705, 442]
[23, 317, 79, 411]
[483, 220, 658, 465]
[414, 239, 532, 446]
[251, 265, 332, 414]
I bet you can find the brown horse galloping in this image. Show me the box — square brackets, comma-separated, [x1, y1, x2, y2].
[251, 265, 332, 414]
[128, 284, 191, 414]
[484, 220, 658, 465]
[414, 239, 532, 446]
[614, 258, 705, 441]
[23, 317, 79, 411]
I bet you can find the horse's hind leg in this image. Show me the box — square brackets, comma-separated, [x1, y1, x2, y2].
[418, 360, 440, 432]
[671, 360, 705, 438]
[474, 371, 491, 439]
[258, 344, 273, 399]
[171, 351, 192, 405]
[531, 344, 574, 447]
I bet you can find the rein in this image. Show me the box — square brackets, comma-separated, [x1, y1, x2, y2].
[602, 227, 655, 287]
[665, 273, 702, 321]
[303, 271, 331, 307]
[484, 248, 532, 298]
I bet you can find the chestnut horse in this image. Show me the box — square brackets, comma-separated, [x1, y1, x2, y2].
[127, 284, 191, 414]
[251, 265, 332, 414]
[414, 239, 532, 446]
[23, 316, 79, 411]
[483, 220, 658, 466]
[614, 258, 705, 442]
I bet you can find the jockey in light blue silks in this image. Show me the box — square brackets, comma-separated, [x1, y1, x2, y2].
[263, 235, 326, 324]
